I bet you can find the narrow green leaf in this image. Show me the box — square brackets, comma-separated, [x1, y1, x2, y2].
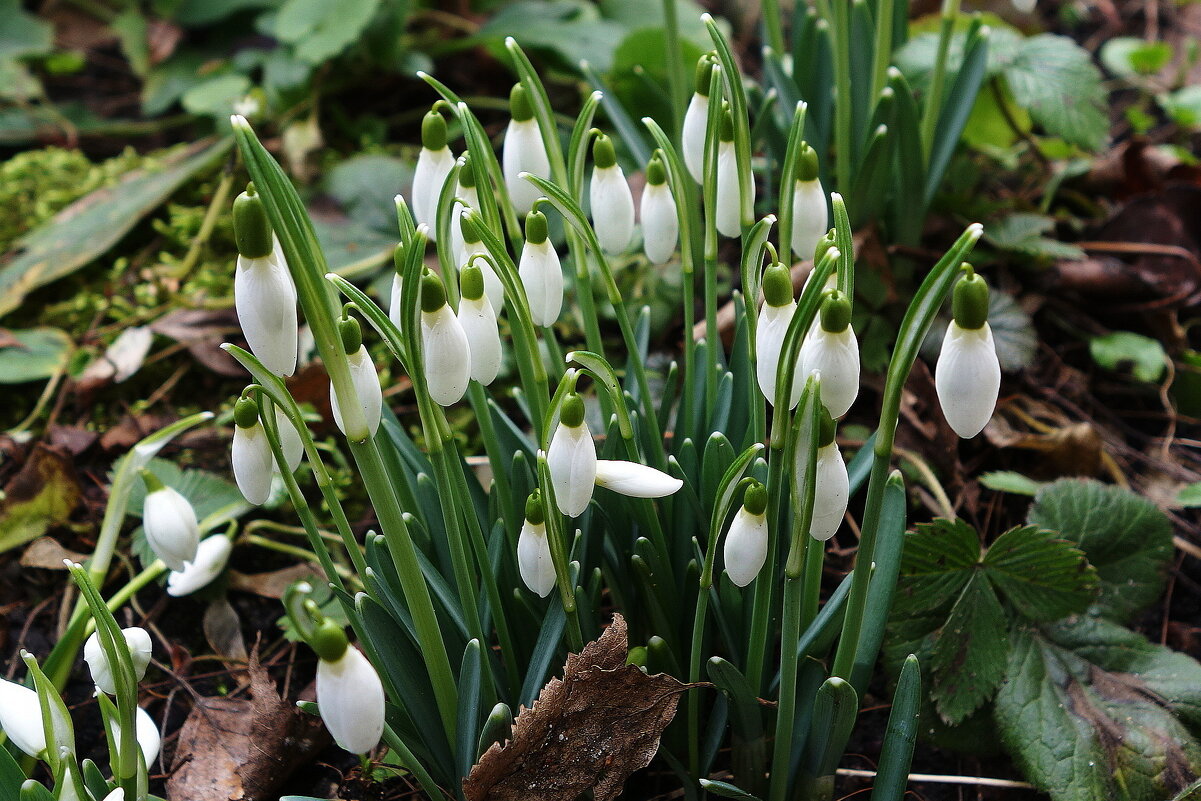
[979, 470, 1044, 496]
[871, 654, 920, 801]
[455, 640, 482, 780]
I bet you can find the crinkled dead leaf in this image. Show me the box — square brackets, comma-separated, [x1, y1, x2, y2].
[0, 445, 81, 554]
[464, 614, 703, 801]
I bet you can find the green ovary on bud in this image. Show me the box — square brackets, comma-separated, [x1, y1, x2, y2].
[504, 83, 550, 215]
[420, 271, 447, 313]
[233, 395, 260, 428]
[510, 83, 534, 122]
[548, 391, 596, 517]
[801, 289, 860, 418]
[641, 152, 679, 265]
[683, 58, 714, 182]
[590, 134, 635, 255]
[458, 153, 476, 188]
[694, 53, 717, 96]
[233, 185, 273, 259]
[592, 133, 617, 169]
[421, 108, 448, 151]
[525, 491, 545, 525]
[937, 264, 1000, 439]
[762, 261, 793, 308]
[719, 107, 735, 143]
[520, 213, 564, 325]
[818, 407, 837, 447]
[646, 154, 667, 186]
[310, 619, 349, 662]
[517, 498, 554, 596]
[819, 290, 851, 333]
[743, 481, 768, 515]
[457, 261, 501, 386]
[560, 392, 585, 427]
[715, 105, 743, 239]
[757, 261, 803, 408]
[525, 210, 549, 244]
[460, 263, 485, 301]
[951, 265, 989, 330]
[338, 316, 363, 355]
[725, 481, 770, 587]
[796, 143, 820, 182]
[329, 317, 382, 438]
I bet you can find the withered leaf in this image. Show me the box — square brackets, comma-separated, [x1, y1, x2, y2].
[464, 614, 703, 801]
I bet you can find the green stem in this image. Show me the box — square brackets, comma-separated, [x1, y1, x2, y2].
[761, 0, 786, 56]
[829, 0, 854, 193]
[663, 0, 688, 139]
[919, 0, 962, 161]
[870, 0, 896, 101]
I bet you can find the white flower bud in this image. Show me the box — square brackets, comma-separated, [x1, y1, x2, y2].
[503, 118, 550, 216]
[590, 163, 635, 256]
[682, 92, 709, 184]
[593, 460, 683, 498]
[807, 442, 849, 542]
[723, 506, 768, 587]
[388, 272, 403, 329]
[275, 407, 304, 474]
[450, 183, 479, 269]
[317, 645, 385, 754]
[640, 181, 679, 265]
[235, 250, 298, 377]
[231, 422, 273, 505]
[84, 627, 152, 695]
[517, 519, 555, 598]
[756, 301, 803, 409]
[791, 178, 828, 262]
[143, 485, 200, 571]
[167, 535, 233, 596]
[0, 677, 46, 757]
[105, 706, 160, 767]
[330, 345, 382, 438]
[422, 304, 472, 405]
[799, 325, 860, 419]
[413, 146, 455, 237]
[518, 239, 564, 326]
[935, 321, 1000, 438]
[457, 294, 501, 386]
[715, 140, 742, 239]
[547, 416, 596, 518]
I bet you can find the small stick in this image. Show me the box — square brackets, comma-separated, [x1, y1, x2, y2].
[836, 767, 1035, 789]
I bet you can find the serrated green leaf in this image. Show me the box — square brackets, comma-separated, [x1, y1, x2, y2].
[275, 0, 382, 64]
[930, 572, 1008, 724]
[983, 213, 1084, 261]
[996, 619, 1201, 801]
[181, 74, 251, 117]
[1027, 479, 1173, 623]
[1003, 35, 1108, 150]
[979, 471, 1044, 496]
[982, 525, 1097, 622]
[892, 518, 981, 616]
[1089, 331, 1166, 383]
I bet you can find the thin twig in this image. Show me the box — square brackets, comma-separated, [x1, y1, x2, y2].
[835, 768, 1035, 789]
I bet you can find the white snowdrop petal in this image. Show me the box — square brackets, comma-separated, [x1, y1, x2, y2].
[457, 296, 502, 386]
[715, 142, 741, 239]
[274, 407, 304, 474]
[590, 164, 635, 256]
[232, 423, 273, 505]
[755, 302, 804, 408]
[503, 119, 550, 216]
[641, 182, 679, 265]
[235, 253, 298, 377]
[518, 240, 564, 326]
[412, 146, 455, 235]
[682, 93, 709, 184]
[317, 646, 385, 754]
[547, 422, 597, 517]
[105, 706, 161, 767]
[463, 239, 505, 312]
[143, 487, 200, 571]
[84, 627, 152, 695]
[422, 305, 472, 405]
[790, 179, 829, 262]
[517, 520, 556, 597]
[723, 507, 768, 587]
[935, 322, 1001, 438]
[593, 460, 683, 498]
[800, 325, 860, 418]
[101, 789, 125, 801]
[167, 535, 233, 596]
[388, 273, 403, 329]
[0, 678, 46, 757]
[809, 443, 849, 541]
[450, 185, 479, 269]
[330, 346, 382, 438]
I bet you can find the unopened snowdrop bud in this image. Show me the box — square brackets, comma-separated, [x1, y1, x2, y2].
[791, 143, 828, 262]
[140, 470, 199, 571]
[0, 677, 46, 757]
[329, 316, 382, 438]
[231, 396, 272, 505]
[412, 108, 455, 237]
[936, 267, 1000, 438]
[503, 84, 550, 216]
[807, 412, 849, 541]
[274, 405, 304, 474]
[458, 263, 502, 386]
[388, 245, 405, 328]
[314, 631, 384, 754]
[641, 154, 679, 264]
[84, 627, 152, 695]
[683, 54, 717, 183]
[547, 393, 597, 517]
[105, 707, 161, 766]
[518, 210, 563, 326]
[450, 154, 481, 267]
[593, 460, 683, 498]
[800, 290, 860, 418]
[421, 271, 472, 406]
[756, 261, 803, 408]
[517, 492, 556, 597]
[590, 133, 635, 256]
[724, 482, 769, 587]
[233, 186, 298, 377]
[168, 534, 233, 596]
[715, 108, 742, 239]
[459, 210, 504, 311]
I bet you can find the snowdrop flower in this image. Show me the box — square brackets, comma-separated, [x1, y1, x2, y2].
[459, 210, 504, 312]
[140, 471, 200, 571]
[790, 143, 828, 262]
[589, 133, 635, 256]
[167, 534, 233, 596]
[388, 245, 405, 329]
[412, 108, 455, 236]
[231, 396, 273, 505]
[755, 260, 803, 408]
[517, 492, 556, 598]
[936, 267, 1001, 438]
[682, 55, 717, 184]
[329, 316, 382, 439]
[798, 412, 849, 541]
[105, 706, 161, 766]
[715, 107, 742, 239]
[233, 186, 298, 377]
[457, 262, 502, 386]
[421, 270, 471, 406]
[0, 677, 46, 757]
[593, 460, 683, 498]
[724, 482, 768, 587]
[547, 393, 596, 517]
[518, 210, 563, 326]
[450, 154, 481, 268]
[641, 153, 679, 265]
[503, 83, 550, 216]
[101, 790, 125, 801]
[317, 644, 385, 754]
[799, 290, 860, 418]
[84, 627, 152, 695]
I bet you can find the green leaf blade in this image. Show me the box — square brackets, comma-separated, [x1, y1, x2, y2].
[983, 525, 1098, 622]
[929, 571, 1008, 725]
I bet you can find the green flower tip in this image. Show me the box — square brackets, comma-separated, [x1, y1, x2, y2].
[310, 620, 349, 662]
[796, 143, 819, 182]
[819, 289, 851, 333]
[743, 482, 768, 516]
[592, 134, 617, 169]
[762, 261, 793, 307]
[458, 154, 476, 188]
[139, 468, 165, 494]
[560, 392, 585, 428]
[233, 396, 260, 429]
[420, 270, 447, 313]
[646, 154, 667, 186]
[510, 83, 534, 122]
[525, 491, 545, 525]
[338, 316, 363, 354]
[814, 231, 836, 264]
[393, 242, 405, 275]
[459, 208, 482, 243]
[952, 264, 989, 330]
[694, 53, 717, 96]
[461, 262, 485, 301]
[233, 187, 273, 259]
[719, 107, 734, 142]
[818, 407, 837, 447]
[525, 209, 548, 244]
[421, 109, 448, 151]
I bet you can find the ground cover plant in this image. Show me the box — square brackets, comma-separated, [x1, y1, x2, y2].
[1, 2, 1201, 801]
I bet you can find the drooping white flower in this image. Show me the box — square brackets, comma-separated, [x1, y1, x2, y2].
[517, 495, 555, 598]
[799, 291, 859, 418]
[84, 627, 152, 695]
[547, 394, 596, 517]
[518, 210, 563, 326]
[715, 116, 741, 239]
[234, 187, 297, 377]
[0, 677, 45, 757]
[167, 535, 233, 596]
[593, 460, 683, 498]
[458, 210, 504, 312]
[231, 398, 273, 506]
[105, 706, 161, 766]
[590, 133, 635, 256]
[790, 144, 828, 262]
[723, 483, 768, 587]
[412, 109, 456, 236]
[682, 55, 717, 184]
[502, 84, 550, 216]
[274, 406, 304, 474]
[808, 441, 849, 542]
[329, 318, 382, 439]
[420, 271, 472, 406]
[388, 271, 404, 329]
[936, 270, 1000, 439]
[457, 264, 502, 386]
[141, 474, 200, 571]
[450, 159, 480, 268]
[755, 262, 802, 409]
[641, 155, 678, 265]
[317, 645, 385, 754]
[101, 789, 125, 801]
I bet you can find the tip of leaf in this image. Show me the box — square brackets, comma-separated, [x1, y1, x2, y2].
[230, 114, 249, 130]
[701, 12, 714, 22]
[505, 36, 517, 47]
[831, 191, 844, 202]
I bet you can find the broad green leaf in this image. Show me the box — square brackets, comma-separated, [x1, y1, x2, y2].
[1100, 37, 1173, 78]
[174, 0, 279, 26]
[324, 153, 414, 235]
[1178, 483, 1201, 509]
[181, 74, 251, 117]
[275, 0, 382, 64]
[0, 0, 52, 60]
[892, 518, 980, 616]
[1161, 86, 1201, 129]
[982, 525, 1097, 622]
[1027, 479, 1173, 623]
[996, 619, 1201, 801]
[141, 50, 209, 116]
[111, 8, 150, 77]
[0, 138, 230, 319]
[979, 471, 1044, 496]
[478, 0, 626, 72]
[598, 0, 716, 49]
[929, 572, 1008, 724]
[0, 327, 72, 383]
[1089, 331, 1166, 384]
[983, 213, 1084, 261]
[1002, 35, 1108, 150]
